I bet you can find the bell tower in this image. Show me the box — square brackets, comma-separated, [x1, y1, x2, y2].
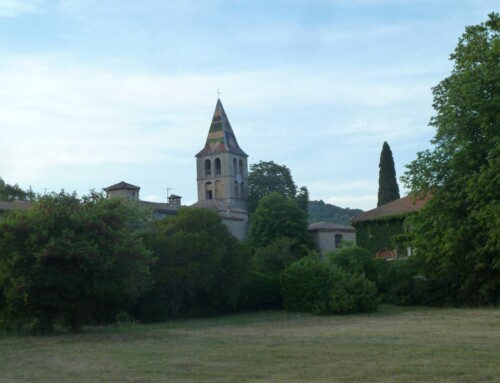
[196, 98, 248, 211]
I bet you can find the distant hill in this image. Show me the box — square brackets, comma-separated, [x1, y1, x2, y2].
[308, 200, 363, 226]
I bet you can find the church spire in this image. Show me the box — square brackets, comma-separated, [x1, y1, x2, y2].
[196, 99, 247, 157]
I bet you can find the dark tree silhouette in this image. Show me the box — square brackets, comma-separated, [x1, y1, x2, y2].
[377, 142, 400, 206]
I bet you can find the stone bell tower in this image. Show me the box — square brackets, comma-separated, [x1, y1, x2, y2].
[195, 98, 248, 211]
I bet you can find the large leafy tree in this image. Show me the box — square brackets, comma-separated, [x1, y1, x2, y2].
[138, 208, 250, 321]
[250, 192, 314, 256]
[0, 191, 152, 332]
[377, 142, 400, 206]
[402, 13, 500, 305]
[248, 161, 308, 213]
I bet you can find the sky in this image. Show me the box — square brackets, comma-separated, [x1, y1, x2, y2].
[0, 0, 496, 210]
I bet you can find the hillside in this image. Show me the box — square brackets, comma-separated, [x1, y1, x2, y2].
[308, 200, 363, 226]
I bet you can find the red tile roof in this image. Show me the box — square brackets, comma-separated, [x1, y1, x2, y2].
[351, 195, 427, 223]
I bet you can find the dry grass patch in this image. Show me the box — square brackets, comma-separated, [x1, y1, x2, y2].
[1, 306, 499, 382]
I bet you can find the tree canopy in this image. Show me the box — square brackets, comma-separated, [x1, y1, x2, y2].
[248, 161, 308, 213]
[138, 208, 250, 320]
[250, 192, 314, 252]
[377, 142, 400, 206]
[402, 13, 500, 305]
[0, 191, 152, 333]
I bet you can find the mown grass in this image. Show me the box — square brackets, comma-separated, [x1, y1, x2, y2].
[1, 305, 499, 382]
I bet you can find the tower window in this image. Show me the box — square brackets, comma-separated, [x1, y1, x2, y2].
[205, 182, 213, 200]
[215, 158, 221, 175]
[205, 159, 212, 176]
[233, 158, 237, 176]
[239, 159, 244, 176]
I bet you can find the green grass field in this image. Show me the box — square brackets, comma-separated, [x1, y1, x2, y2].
[1, 305, 499, 382]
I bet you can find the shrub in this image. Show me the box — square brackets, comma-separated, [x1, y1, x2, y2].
[328, 272, 379, 314]
[237, 271, 282, 311]
[280, 256, 379, 315]
[376, 259, 453, 306]
[327, 245, 377, 282]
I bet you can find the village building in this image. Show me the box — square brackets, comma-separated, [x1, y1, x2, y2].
[350, 195, 426, 259]
[103, 98, 250, 240]
[308, 222, 356, 254]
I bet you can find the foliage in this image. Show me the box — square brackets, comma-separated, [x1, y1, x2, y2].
[137, 208, 251, 321]
[377, 142, 400, 206]
[401, 13, 500, 306]
[0, 191, 152, 333]
[327, 245, 377, 283]
[0, 177, 36, 201]
[250, 192, 314, 252]
[253, 236, 307, 276]
[328, 272, 379, 314]
[237, 271, 282, 311]
[376, 259, 452, 306]
[248, 160, 308, 213]
[307, 200, 362, 225]
[352, 216, 411, 256]
[280, 256, 379, 315]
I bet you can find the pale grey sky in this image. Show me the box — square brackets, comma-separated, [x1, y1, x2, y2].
[0, 0, 495, 209]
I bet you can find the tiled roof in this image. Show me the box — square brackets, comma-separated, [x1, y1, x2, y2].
[308, 221, 356, 232]
[104, 181, 140, 191]
[196, 99, 248, 157]
[0, 200, 33, 212]
[351, 195, 427, 223]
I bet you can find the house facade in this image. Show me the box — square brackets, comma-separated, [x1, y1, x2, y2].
[308, 221, 356, 254]
[351, 195, 426, 259]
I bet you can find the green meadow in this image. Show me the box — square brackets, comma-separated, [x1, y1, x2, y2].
[1, 306, 499, 383]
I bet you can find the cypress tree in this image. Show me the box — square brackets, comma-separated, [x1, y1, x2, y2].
[377, 142, 400, 206]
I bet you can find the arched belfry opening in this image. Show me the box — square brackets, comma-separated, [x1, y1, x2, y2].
[195, 98, 248, 211]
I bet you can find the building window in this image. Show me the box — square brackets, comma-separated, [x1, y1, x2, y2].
[205, 159, 212, 176]
[335, 234, 343, 248]
[239, 159, 244, 176]
[215, 158, 221, 175]
[205, 182, 213, 200]
[233, 158, 237, 176]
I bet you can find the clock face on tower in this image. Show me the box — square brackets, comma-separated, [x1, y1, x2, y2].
[236, 174, 242, 184]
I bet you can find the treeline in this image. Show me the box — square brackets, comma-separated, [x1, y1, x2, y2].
[308, 200, 362, 225]
[0, 188, 446, 334]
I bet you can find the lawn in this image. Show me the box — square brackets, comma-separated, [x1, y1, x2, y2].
[1, 305, 499, 382]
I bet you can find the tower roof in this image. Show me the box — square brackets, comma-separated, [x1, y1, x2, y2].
[196, 99, 248, 157]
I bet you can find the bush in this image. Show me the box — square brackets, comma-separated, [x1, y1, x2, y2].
[328, 272, 379, 314]
[376, 259, 453, 306]
[280, 256, 379, 315]
[237, 271, 282, 311]
[327, 246, 377, 282]
[254, 237, 306, 276]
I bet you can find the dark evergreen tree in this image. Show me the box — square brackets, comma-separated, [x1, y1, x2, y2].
[377, 142, 400, 206]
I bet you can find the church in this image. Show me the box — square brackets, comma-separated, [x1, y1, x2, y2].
[104, 98, 250, 240]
